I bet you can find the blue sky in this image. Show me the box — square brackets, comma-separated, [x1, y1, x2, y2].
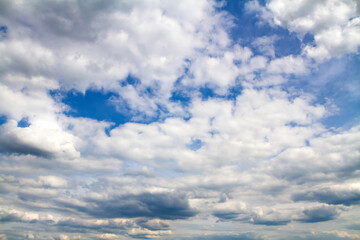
[0, 0, 360, 239]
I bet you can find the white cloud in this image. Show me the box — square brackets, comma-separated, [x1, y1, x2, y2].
[82, 87, 326, 172]
[0, 0, 359, 239]
[322, 230, 360, 240]
[0, 0, 233, 109]
[265, 0, 360, 61]
[38, 176, 67, 188]
[304, 17, 360, 61]
[252, 35, 279, 58]
[0, 76, 60, 121]
[0, 118, 79, 159]
[267, 55, 308, 74]
[186, 53, 240, 94]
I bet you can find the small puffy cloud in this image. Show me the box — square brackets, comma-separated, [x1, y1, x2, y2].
[267, 55, 308, 74]
[186, 52, 240, 95]
[213, 200, 247, 220]
[38, 176, 67, 188]
[252, 35, 279, 58]
[128, 228, 172, 239]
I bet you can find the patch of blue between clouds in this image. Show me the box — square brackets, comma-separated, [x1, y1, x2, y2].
[50, 89, 130, 126]
[51, 76, 179, 134]
[199, 85, 216, 100]
[169, 88, 192, 107]
[17, 117, 30, 128]
[170, 66, 193, 107]
[302, 33, 315, 45]
[319, 56, 360, 129]
[219, 0, 307, 58]
[170, 82, 242, 106]
[49, 75, 157, 131]
[120, 74, 141, 87]
[286, 122, 309, 128]
[187, 139, 203, 151]
[274, 34, 301, 57]
[284, 55, 360, 129]
[0, 115, 7, 125]
[0, 26, 7, 40]
[170, 65, 243, 110]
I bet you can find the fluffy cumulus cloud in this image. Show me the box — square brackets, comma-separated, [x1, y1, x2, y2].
[0, 0, 359, 239]
[252, 0, 360, 61]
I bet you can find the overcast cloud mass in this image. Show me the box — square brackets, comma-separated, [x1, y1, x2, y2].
[0, 0, 360, 239]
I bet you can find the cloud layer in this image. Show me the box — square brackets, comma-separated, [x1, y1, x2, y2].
[0, 0, 359, 239]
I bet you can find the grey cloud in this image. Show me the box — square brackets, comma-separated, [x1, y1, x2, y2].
[0, 136, 53, 158]
[0, 0, 119, 42]
[17, 189, 58, 202]
[292, 188, 360, 206]
[0, 124, 54, 158]
[135, 218, 170, 231]
[347, 223, 360, 230]
[297, 205, 344, 223]
[214, 204, 345, 226]
[213, 210, 241, 221]
[173, 232, 263, 240]
[213, 208, 291, 226]
[0, 230, 30, 240]
[281, 231, 360, 240]
[32, 0, 118, 42]
[213, 200, 345, 226]
[54, 219, 129, 234]
[0, 209, 137, 236]
[251, 218, 290, 226]
[60, 192, 197, 220]
[247, 209, 292, 226]
[56, 218, 169, 235]
[0, 0, 359, 239]
[0, 211, 23, 223]
[0, 0, 17, 18]
[277, 165, 360, 186]
[267, 144, 360, 185]
[0, 120, 79, 160]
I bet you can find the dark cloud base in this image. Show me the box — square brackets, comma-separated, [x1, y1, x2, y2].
[59, 192, 197, 220]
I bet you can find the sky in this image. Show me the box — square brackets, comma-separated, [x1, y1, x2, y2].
[0, 0, 359, 239]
